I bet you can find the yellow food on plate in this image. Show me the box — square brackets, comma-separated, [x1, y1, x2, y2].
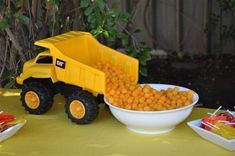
[212, 121, 235, 139]
[94, 62, 194, 111]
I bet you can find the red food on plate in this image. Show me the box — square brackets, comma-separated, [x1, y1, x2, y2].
[201, 115, 228, 130]
[0, 112, 15, 126]
[219, 112, 235, 121]
[219, 112, 235, 128]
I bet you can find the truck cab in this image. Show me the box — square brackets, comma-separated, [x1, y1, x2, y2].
[17, 51, 56, 85]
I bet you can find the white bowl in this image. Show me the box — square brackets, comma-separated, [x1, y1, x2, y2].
[104, 84, 199, 134]
[187, 119, 235, 151]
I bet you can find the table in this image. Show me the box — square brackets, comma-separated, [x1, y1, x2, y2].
[0, 89, 234, 156]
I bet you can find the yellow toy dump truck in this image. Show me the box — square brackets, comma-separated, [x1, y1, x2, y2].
[16, 31, 138, 124]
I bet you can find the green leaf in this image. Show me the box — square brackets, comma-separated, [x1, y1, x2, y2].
[106, 19, 115, 26]
[87, 13, 95, 22]
[0, 18, 9, 30]
[90, 29, 96, 35]
[139, 66, 147, 77]
[91, 29, 98, 36]
[111, 2, 119, 9]
[0, 0, 4, 5]
[85, 6, 93, 16]
[4, 80, 15, 89]
[91, 26, 103, 37]
[127, 48, 137, 57]
[108, 34, 116, 42]
[90, 16, 97, 24]
[121, 34, 129, 46]
[119, 13, 130, 23]
[106, 27, 116, 35]
[103, 31, 109, 38]
[129, 52, 137, 57]
[80, 0, 90, 8]
[133, 28, 141, 33]
[142, 51, 152, 61]
[140, 58, 147, 66]
[107, 28, 117, 41]
[107, 9, 116, 18]
[140, 51, 151, 65]
[17, 15, 30, 25]
[97, 0, 105, 10]
[90, 24, 96, 29]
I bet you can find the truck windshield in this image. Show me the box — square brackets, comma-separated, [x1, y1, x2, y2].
[36, 56, 52, 64]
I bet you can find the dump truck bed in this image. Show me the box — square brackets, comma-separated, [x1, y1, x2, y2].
[35, 31, 139, 94]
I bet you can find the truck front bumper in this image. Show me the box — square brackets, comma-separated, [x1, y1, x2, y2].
[16, 75, 24, 85]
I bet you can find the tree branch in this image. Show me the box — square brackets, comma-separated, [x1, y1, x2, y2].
[5, 27, 26, 61]
[0, 37, 9, 79]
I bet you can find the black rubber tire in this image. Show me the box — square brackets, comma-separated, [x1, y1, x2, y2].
[21, 81, 54, 114]
[65, 91, 99, 124]
[96, 94, 105, 104]
[24, 78, 57, 95]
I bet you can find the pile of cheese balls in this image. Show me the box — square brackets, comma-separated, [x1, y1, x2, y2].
[94, 62, 194, 111]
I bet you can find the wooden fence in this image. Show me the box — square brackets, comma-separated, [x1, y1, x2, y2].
[113, 0, 235, 55]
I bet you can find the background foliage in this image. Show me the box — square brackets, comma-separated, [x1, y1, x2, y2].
[0, 0, 151, 88]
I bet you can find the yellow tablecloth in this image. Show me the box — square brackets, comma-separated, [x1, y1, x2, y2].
[0, 89, 234, 156]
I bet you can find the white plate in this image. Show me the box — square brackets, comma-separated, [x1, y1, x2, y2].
[187, 119, 235, 151]
[0, 120, 26, 142]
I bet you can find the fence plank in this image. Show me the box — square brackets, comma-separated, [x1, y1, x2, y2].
[131, 0, 154, 47]
[151, 0, 175, 50]
[182, 0, 208, 55]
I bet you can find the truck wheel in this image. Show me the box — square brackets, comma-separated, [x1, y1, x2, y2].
[21, 81, 54, 114]
[96, 94, 105, 104]
[65, 91, 99, 124]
